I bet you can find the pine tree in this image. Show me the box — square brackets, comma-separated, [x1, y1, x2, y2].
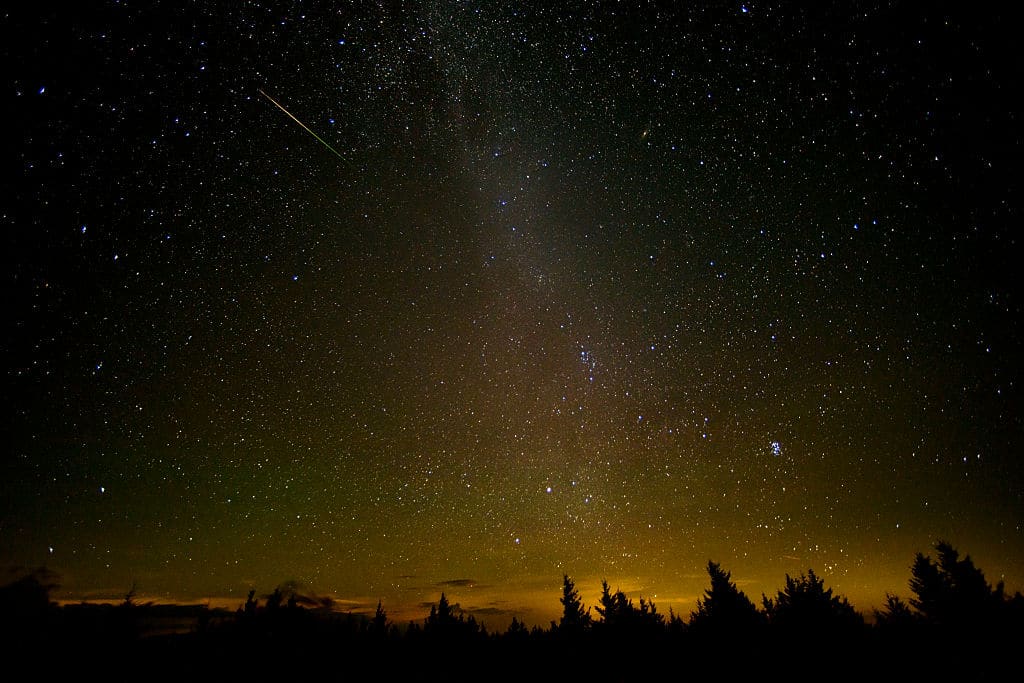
[425, 592, 461, 636]
[506, 616, 529, 639]
[763, 569, 862, 632]
[265, 587, 283, 611]
[690, 561, 762, 632]
[243, 589, 258, 617]
[595, 580, 616, 625]
[559, 574, 591, 632]
[909, 540, 1003, 625]
[371, 600, 388, 634]
[667, 607, 686, 634]
[874, 593, 916, 628]
[638, 596, 665, 629]
[594, 579, 664, 633]
[436, 592, 453, 622]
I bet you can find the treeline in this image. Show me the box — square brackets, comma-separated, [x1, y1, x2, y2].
[1, 541, 1021, 679]
[393, 540, 1023, 639]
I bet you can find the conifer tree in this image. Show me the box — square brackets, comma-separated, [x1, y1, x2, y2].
[909, 540, 1003, 625]
[762, 569, 862, 631]
[874, 593, 916, 628]
[371, 600, 388, 634]
[559, 574, 591, 632]
[690, 561, 762, 632]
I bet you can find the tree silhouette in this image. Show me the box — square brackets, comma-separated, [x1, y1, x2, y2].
[689, 561, 762, 633]
[3, 548, 1021, 674]
[0, 569, 57, 615]
[506, 615, 529, 641]
[425, 592, 480, 638]
[594, 580, 664, 633]
[466, 614, 484, 638]
[243, 589, 258, 618]
[637, 596, 664, 630]
[873, 593, 916, 629]
[426, 592, 455, 628]
[909, 540, 1004, 626]
[763, 569, 863, 632]
[667, 607, 686, 634]
[595, 580, 624, 628]
[0, 568, 59, 645]
[265, 587, 284, 611]
[122, 581, 137, 608]
[558, 574, 591, 632]
[371, 600, 388, 635]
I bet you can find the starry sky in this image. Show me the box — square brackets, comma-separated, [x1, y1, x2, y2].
[3, 2, 1022, 626]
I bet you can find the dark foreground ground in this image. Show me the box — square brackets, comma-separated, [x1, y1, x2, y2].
[4, 618, 1019, 682]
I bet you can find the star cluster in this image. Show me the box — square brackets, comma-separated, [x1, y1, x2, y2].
[3, 2, 1021, 624]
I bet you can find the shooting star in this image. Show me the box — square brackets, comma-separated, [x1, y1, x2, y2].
[259, 88, 345, 160]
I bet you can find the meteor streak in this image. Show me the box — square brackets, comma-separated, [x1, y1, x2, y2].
[259, 88, 345, 160]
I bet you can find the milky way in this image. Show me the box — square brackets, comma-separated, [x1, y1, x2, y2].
[3, 2, 1021, 626]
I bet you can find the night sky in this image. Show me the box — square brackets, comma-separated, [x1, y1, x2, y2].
[4, 2, 1022, 626]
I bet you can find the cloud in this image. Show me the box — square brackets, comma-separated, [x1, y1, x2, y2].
[466, 605, 516, 617]
[339, 602, 378, 614]
[435, 578, 485, 588]
[263, 580, 374, 612]
[434, 581, 477, 589]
